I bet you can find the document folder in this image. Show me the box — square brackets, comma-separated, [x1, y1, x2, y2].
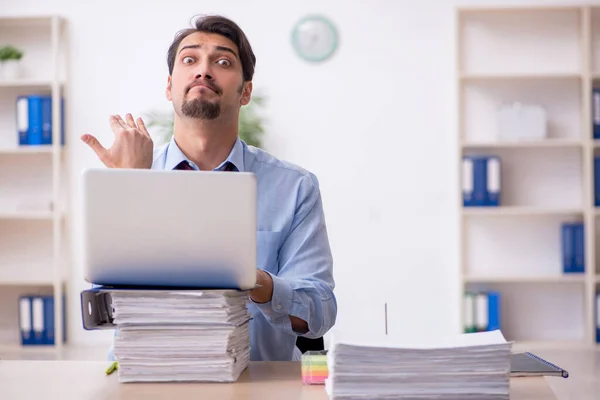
[510, 352, 569, 378]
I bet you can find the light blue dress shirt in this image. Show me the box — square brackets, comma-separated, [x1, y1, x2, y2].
[146, 135, 337, 361]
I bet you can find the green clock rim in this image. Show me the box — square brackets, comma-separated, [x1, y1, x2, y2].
[291, 14, 339, 63]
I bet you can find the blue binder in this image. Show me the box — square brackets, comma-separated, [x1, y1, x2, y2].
[18, 295, 67, 345]
[596, 291, 600, 343]
[462, 155, 501, 207]
[27, 95, 44, 145]
[16, 96, 29, 145]
[561, 222, 584, 274]
[462, 157, 475, 207]
[485, 156, 501, 206]
[15, 94, 65, 146]
[473, 291, 501, 332]
[487, 291, 501, 331]
[594, 88, 600, 139]
[41, 96, 66, 145]
[18, 296, 34, 345]
[472, 157, 488, 206]
[573, 222, 585, 273]
[595, 156, 600, 206]
[41, 96, 52, 145]
[561, 223, 575, 273]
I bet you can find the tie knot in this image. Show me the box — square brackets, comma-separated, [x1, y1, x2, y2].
[222, 161, 237, 172]
[173, 160, 237, 171]
[174, 160, 194, 170]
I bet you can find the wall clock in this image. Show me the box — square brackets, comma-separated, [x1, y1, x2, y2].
[291, 15, 339, 63]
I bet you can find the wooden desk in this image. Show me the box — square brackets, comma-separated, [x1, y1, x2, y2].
[0, 360, 557, 400]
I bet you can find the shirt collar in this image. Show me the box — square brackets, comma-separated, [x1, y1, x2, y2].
[164, 135, 244, 172]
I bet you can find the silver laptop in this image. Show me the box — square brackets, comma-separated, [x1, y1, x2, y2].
[80, 168, 257, 290]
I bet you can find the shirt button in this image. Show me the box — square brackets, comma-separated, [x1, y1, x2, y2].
[276, 304, 281, 310]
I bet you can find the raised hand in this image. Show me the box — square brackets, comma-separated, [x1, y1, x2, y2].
[81, 114, 154, 169]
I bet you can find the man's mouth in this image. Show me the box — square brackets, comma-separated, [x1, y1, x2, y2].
[187, 81, 219, 94]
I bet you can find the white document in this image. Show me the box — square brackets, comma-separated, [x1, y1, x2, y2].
[497, 102, 547, 141]
[326, 330, 512, 400]
[110, 289, 252, 383]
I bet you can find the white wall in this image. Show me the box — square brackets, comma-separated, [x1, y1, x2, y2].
[4, 0, 585, 347]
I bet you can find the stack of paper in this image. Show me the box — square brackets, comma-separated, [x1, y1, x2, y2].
[110, 289, 251, 383]
[325, 330, 512, 400]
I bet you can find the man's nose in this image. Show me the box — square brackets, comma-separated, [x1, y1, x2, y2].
[194, 62, 214, 81]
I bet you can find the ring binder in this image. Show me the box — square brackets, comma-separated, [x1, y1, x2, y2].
[80, 288, 115, 330]
[510, 352, 569, 378]
[524, 352, 569, 378]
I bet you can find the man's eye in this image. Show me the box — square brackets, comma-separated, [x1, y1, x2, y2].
[183, 56, 194, 64]
[217, 59, 231, 66]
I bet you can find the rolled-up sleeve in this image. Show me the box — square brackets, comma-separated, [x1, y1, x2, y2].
[252, 173, 337, 339]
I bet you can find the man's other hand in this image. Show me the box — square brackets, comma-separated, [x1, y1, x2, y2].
[81, 113, 154, 169]
[250, 269, 274, 304]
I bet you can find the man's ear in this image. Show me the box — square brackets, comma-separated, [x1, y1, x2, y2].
[166, 76, 172, 101]
[240, 81, 253, 106]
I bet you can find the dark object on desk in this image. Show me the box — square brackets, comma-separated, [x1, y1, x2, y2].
[296, 336, 324, 353]
[510, 352, 569, 378]
[81, 289, 115, 330]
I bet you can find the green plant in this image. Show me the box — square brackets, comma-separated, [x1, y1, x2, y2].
[0, 45, 23, 61]
[238, 94, 266, 148]
[144, 110, 175, 145]
[145, 93, 267, 148]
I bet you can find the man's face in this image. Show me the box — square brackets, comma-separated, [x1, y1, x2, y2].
[167, 31, 251, 120]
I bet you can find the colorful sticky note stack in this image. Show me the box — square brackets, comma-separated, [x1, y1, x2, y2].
[301, 351, 329, 385]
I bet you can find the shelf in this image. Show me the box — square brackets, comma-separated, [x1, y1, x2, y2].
[462, 147, 583, 209]
[0, 278, 56, 286]
[461, 79, 582, 143]
[0, 146, 56, 154]
[0, 343, 110, 361]
[0, 14, 70, 350]
[462, 139, 583, 149]
[0, 80, 63, 89]
[0, 344, 59, 353]
[462, 207, 583, 217]
[458, 4, 600, 348]
[457, 5, 582, 13]
[0, 266, 55, 286]
[464, 275, 586, 284]
[465, 212, 583, 280]
[458, 7, 581, 77]
[0, 210, 54, 220]
[463, 283, 585, 342]
[460, 72, 582, 81]
[0, 16, 64, 27]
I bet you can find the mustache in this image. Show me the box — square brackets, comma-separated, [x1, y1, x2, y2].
[186, 79, 222, 95]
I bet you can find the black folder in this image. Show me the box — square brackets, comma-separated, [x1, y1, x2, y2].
[510, 352, 569, 378]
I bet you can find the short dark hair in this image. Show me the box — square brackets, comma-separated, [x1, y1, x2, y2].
[167, 14, 256, 82]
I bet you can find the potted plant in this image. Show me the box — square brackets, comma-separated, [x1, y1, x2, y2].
[0, 45, 24, 80]
[145, 93, 267, 148]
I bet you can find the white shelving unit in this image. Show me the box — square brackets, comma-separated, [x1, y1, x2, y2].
[0, 16, 70, 350]
[457, 5, 600, 348]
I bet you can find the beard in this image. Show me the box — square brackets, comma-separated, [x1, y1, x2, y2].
[181, 98, 220, 120]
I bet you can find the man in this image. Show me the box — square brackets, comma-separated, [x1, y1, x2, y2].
[81, 14, 337, 361]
